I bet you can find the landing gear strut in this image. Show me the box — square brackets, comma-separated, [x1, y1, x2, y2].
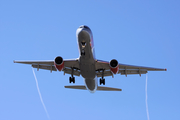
[69, 67, 75, 83]
[99, 69, 105, 85]
[81, 49, 85, 55]
[81, 41, 86, 56]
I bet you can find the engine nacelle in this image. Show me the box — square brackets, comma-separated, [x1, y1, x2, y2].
[109, 59, 119, 74]
[54, 56, 64, 71]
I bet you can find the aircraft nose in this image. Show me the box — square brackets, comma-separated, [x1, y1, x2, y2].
[76, 25, 92, 38]
[79, 25, 84, 28]
[79, 25, 91, 31]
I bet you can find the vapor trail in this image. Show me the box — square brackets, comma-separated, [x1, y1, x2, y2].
[146, 73, 150, 120]
[32, 68, 50, 120]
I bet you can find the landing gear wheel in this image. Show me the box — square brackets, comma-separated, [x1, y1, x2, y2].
[81, 52, 85, 55]
[100, 78, 105, 85]
[69, 77, 75, 83]
[81, 49, 85, 55]
[99, 78, 102, 85]
[72, 77, 75, 83]
[69, 77, 72, 83]
[103, 79, 105, 85]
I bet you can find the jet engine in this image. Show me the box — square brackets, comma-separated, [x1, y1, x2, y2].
[54, 56, 64, 71]
[109, 59, 119, 74]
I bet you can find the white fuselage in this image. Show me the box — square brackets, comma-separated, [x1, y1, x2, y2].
[76, 26, 97, 92]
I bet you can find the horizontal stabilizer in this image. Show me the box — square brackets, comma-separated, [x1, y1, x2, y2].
[64, 85, 86, 90]
[64, 85, 122, 91]
[97, 86, 122, 91]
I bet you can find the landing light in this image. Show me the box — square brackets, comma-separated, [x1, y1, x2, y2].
[81, 41, 86, 47]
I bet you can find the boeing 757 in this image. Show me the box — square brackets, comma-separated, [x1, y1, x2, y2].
[14, 25, 167, 93]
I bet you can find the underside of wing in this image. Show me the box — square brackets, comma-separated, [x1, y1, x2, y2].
[14, 59, 81, 76]
[119, 63, 166, 71]
[14, 60, 54, 65]
[14, 60, 56, 71]
[95, 60, 113, 77]
[95, 59, 166, 77]
[95, 60, 109, 70]
[118, 63, 166, 76]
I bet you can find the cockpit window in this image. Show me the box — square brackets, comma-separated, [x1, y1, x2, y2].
[84, 25, 90, 29]
[79, 25, 90, 30]
[79, 25, 92, 32]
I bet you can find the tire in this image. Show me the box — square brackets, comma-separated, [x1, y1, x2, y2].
[99, 78, 102, 85]
[69, 77, 72, 83]
[103, 79, 105, 85]
[73, 77, 75, 83]
[81, 52, 85, 55]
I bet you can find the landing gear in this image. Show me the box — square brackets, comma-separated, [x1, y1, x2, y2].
[81, 49, 85, 55]
[99, 69, 105, 85]
[69, 67, 75, 83]
[100, 78, 105, 85]
[69, 77, 75, 83]
[81, 41, 86, 56]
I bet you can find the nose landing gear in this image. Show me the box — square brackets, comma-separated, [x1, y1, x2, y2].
[81, 41, 86, 56]
[81, 49, 85, 55]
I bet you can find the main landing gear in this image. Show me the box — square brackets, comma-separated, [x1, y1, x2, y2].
[69, 77, 75, 83]
[100, 78, 105, 85]
[69, 67, 75, 83]
[99, 69, 105, 85]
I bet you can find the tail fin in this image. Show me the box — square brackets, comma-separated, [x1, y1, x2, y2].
[64, 85, 122, 91]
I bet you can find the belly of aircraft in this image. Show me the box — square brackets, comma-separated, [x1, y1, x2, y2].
[78, 28, 97, 92]
[79, 58, 97, 91]
[84, 78, 96, 91]
[80, 62, 96, 79]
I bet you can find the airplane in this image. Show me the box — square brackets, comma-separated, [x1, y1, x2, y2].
[14, 25, 167, 93]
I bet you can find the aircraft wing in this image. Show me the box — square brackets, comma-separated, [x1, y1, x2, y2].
[14, 59, 80, 76]
[95, 60, 167, 77]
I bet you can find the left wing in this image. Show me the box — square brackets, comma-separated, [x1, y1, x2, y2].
[95, 60, 166, 77]
[14, 59, 80, 76]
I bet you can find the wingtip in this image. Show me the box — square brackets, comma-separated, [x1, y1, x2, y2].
[165, 68, 167, 71]
[13, 60, 15, 63]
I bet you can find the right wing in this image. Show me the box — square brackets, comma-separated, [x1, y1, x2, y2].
[14, 59, 81, 76]
[95, 60, 166, 77]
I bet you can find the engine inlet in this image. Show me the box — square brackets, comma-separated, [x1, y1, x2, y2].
[55, 56, 63, 65]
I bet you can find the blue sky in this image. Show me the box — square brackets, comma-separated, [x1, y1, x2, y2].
[1, 0, 180, 120]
